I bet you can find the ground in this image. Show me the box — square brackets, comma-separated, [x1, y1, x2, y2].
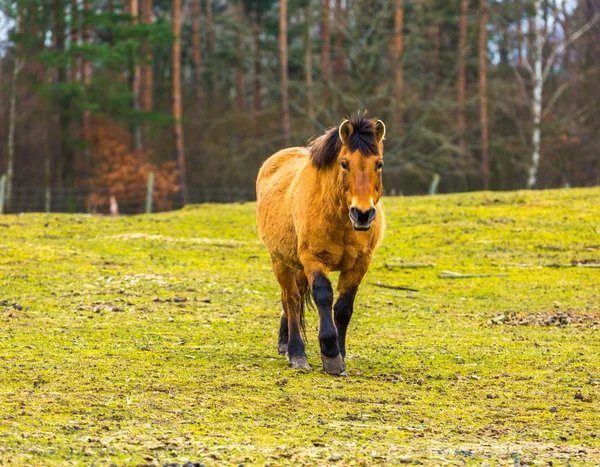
[1, 188, 599, 466]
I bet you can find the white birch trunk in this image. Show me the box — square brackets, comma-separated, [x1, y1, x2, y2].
[528, 0, 543, 189]
[7, 59, 21, 212]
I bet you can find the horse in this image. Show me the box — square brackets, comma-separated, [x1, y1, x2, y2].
[256, 115, 386, 376]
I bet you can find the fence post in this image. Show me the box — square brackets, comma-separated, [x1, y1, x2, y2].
[146, 171, 154, 214]
[429, 173, 440, 196]
[0, 174, 6, 214]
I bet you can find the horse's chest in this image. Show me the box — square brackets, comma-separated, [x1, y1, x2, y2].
[330, 235, 371, 271]
[337, 245, 361, 271]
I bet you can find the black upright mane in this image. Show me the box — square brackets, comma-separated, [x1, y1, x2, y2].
[308, 115, 380, 169]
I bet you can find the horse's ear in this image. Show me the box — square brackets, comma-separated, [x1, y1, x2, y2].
[338, 119, 354, 144]
[374, 120, 386, 142]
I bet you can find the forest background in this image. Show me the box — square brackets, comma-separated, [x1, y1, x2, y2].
[0, 0, 598, 213]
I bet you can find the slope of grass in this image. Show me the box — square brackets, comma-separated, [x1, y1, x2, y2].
[1, 188, 599, 466]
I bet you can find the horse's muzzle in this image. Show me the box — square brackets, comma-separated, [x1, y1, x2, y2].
[350, 207, 376, 231]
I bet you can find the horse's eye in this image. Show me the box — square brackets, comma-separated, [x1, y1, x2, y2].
[376, 161, 384, 171]
[341, 160, 349, 170]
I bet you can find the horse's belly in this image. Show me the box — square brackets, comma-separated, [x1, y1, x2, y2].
[256, 148, 309, 270]
[262, 227, 302, 269]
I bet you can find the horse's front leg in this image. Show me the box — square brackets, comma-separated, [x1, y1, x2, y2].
[334, 256, 370, 358]
[301, 254, 346, 376]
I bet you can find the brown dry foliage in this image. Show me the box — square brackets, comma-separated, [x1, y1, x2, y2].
[84, 117, 180, 213]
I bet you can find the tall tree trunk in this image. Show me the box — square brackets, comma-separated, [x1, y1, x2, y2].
[191, 0, 204, 110]
[54, 0, 75, 210]
[172, 0, 188, 204]
[516, 0, 523, 66]
[130, 0, 142, 151]
[205, 0, 216, 95]
[280, 0, 291, 146]
[44, 117, 52, 212]
[252, 13, 262, 113]
[479, 0, 489, 190]
[321, 0, 331, 109]
[141, 0, 153, 113]
[70, 0, 79, 81]
[82, 0, 92, 135]
[6, 59, 21, 213]
[333, 0, 345, 79]
[206, 0, 215, 53]
[528, 0, 543, 188]
[235, 18, 246, 112]
[69, 0, 80, 212]
[392, 0, 404, 134]
[457, 0, 468, 160]
[304, 4, 314, 119]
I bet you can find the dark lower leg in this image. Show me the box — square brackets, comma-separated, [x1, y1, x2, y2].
[334, 287, 357, 358]
[312, 272, 339, 358]
[286, 309, 306, 359]
[277, 312, 288, 355]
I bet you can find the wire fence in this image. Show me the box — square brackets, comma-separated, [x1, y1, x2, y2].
[0, 183, 256, 215]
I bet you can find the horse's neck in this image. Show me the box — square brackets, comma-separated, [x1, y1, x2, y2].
[303, 165, 348, 222]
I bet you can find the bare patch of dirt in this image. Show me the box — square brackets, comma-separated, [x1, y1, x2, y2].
[500, 310, 599, 327]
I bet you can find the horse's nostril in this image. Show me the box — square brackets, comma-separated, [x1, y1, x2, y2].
[367, 208, 376, 222]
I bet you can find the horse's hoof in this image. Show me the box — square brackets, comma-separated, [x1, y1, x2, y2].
[321, 353, 347, 376]
[278, 343, 288, 355]
[289, 356, 311, 370]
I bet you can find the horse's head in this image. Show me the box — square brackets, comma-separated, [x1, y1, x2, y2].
[309, 115, 386, 231]
[337, 118, 385, 231]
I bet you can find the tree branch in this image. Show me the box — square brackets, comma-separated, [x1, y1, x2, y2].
[542, 13, 600, 84]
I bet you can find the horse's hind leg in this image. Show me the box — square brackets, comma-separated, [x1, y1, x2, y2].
[279, 271, 307, 355]
[277, 309, 288, 355]
[272, 260, 310, 369]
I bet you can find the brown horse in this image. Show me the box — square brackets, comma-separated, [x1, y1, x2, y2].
[256, 115, 386, 376]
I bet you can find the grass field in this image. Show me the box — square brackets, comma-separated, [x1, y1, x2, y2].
[1, 188, 600, 466]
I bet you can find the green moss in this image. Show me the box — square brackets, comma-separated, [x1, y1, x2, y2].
[1, 188, 599, 465]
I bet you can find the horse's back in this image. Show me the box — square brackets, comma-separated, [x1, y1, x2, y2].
[256, 147, 309, 268]
[256, 147, 309, 194]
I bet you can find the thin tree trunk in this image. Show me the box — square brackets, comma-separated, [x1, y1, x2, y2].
[392, 0, 404, 134]
[54, 0, 75, 210]
[44, 118, 52, 212]
[172, 0, 188, 204]
[191, 0, 205, 109]
[304, 4, 314, 119]
[82, 0, 92, 135]
[6, 59, 21, 213]
[71, 0, 79, 81]
[479, 0, 489, 190]
[141, 0, 153, 113]
[130, 0, 142, 151]
[205, 0, 215, 95]
[280, 0, 291, 146]
[528, 0, 543, 188]
[333, 0, 345, 79]
[235, 18, 246, 112]
[516, 0, 523, 66]
[457, 0, 468, 159]
[559, 4, 577, 112]
[206, 0, 215, 53]
[69, 0, 80, 207]
[252, 13, 262, 113]
[321, 0, 331, 108]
